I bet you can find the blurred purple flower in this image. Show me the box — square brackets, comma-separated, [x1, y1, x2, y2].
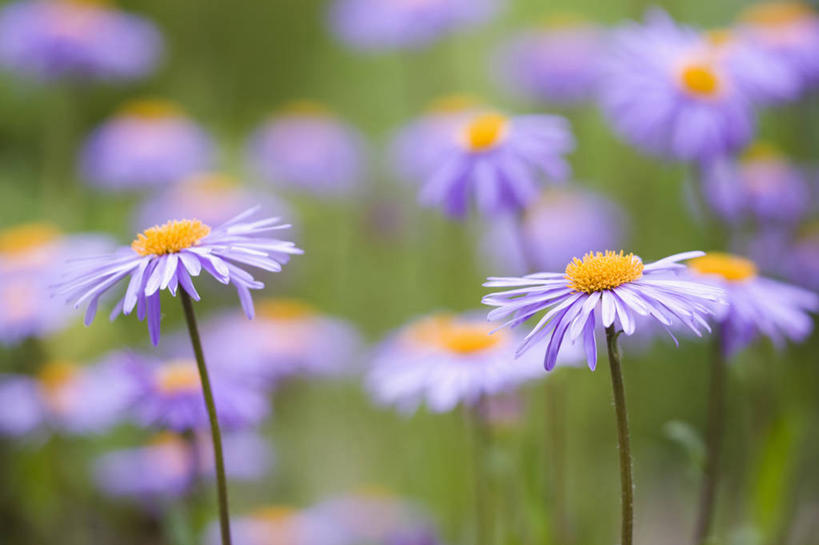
[0, 0, 161, 82]
[701, 143, 811, 226]
[480, 187, 627, 275]
[203, 506, 341, 545]
[200, 299, 362, 388]
[0, 224, 113, 345]
[786, 224, 819, 291]
[492, 20, 604, 105]
[418, 109, 574, 217]
[80, 100, 214, 191]
[600, 9, 754, 162]
[687, 252, 818, 356]
[367, 312, 583, 413]
[55, 208, 302, 345]
[94, 430, 273, 501]
[247, 103, 367, 197]
[328, 0, 499, 51]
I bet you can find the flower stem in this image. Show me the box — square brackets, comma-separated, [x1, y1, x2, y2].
[467, 399, 494, 545]
[605, 325, 634, 545]
[179, 291, 232, 545]
[546, 376, 570, 545]
[694, 326, 726, 545]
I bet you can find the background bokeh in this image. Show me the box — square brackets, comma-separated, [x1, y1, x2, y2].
[0, 1, 818, 544]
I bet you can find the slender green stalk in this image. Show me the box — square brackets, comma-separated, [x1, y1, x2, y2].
[467, 400, 494, 545]
[694, 326, 726, 545]
[605, 326, 634, 545]
[179, 291, 232, 545]
[546, 377, 570, 545]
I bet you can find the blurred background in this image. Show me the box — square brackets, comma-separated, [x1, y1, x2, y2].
[0, 0, 818, 544]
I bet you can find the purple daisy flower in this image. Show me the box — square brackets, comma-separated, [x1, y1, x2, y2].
[131, 357, 270, 431]
[200, 299, 362, 387]
[203, 506, 341, 545]
[0, 0, 162, 82]
[483, 250, 726, 370]
[599, 9, 754, 162]
[0, 224, 113, 345]
[418, 108, 574, 217]
[786, 223, 819, 291]
[94, 430, 273, 501]
[367, 312, 584, 413]
[0, 354, 140, 437]
[134, 173, 295, 231]
[481, 187, 627, 275]
[79, 100, 215, 191]
[687, 252, 818, 356]
[246, 103, 367, 197]
[56, 207, 303, 346]
[328, 0, 499, 51]
[737, 1, 819, 89]
[492, 20, 604, 105]
[701, 143, 811, 226]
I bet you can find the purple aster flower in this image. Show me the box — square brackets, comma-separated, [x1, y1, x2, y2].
[367, 312, 584, 413]
[0, 0, 161, 82]
[389, 94, 482, 184]
[737, 2, 819, 89]
[134, 173, 295, 231]
[203, 506, 341, 545]
[492, 20, 604, 105]
[701, 143, 811, 226]
[687, 252, 818, 356]
[483, 250, 726, 370]
[480, 187, 627, 275]
[418, 108, 574, 217]
[0, 354, 140, 437]
[94, 430, 273, 501]
[79, 100, 215, 191]
[246, 103, 367, 197]
[786, 223, 819, 291]
[131, 357, 270, 431]
[328, 0, 499, 51]
[307, 490, 440, 545]
[599, 9, 754, 162]
[56, 207, 303, 346]
[200, 299, 362, 387]
[0, 224, 112, 345]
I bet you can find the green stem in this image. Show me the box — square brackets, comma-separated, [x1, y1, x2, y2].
[694, 326, 726, 545]
[546, 377, 569, 545]
[467, 400, 494, 545]
[179, 292, 232, 545]
[605, 326, 634, 545]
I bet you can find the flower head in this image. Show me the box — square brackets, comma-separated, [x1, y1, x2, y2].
[687, 252, 818, 355]
[483, 251, 725, 370]
[246, 103, 367, 197]
[600, 9, 754, 161]
[0, 0, 162, 81]
[203, 505, 338, 545]
[368, 312, 583, 413]
[417, 108, 574, 217]
[80, 100, 214, 191]
[56, 208, 302, 345]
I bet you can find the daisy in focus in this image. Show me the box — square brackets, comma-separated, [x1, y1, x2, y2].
[417, 108, 574, 217]
[686, 252, 818, 356]
[600, 9, 754, 162]
[367, 312, 583, 413]
[0, 0, 161, 81]
[79, 100, 215, 191]
[56, 208, 302, 345]
[483, 251, 726, 370]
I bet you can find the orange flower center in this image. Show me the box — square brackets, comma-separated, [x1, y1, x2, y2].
[688, 252, 757, 282]
[119, 99, 183, 119]
[131, 219, 210, 256]
[740, 1, 814, 27]
[0, 223, 60, 256]
[408, 315, 503, 355]
[256, 299, 316, 321]
[463, 113, 508, 152]
[565, 251, 644, 293]
[155, 361, 201, 394]
[679, 63, 721, 97]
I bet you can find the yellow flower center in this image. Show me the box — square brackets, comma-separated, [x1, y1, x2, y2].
[426, 94, 481, 113]
[408, 315, 503, 355]
[37, 361, 78, 394]
[740, 141, 783, 163]
[688, 252, 757, 282]
[740, 1, 814, 27]
[0, 223, 60, 256]
[155, 361, 201, 394]
[706, 28, 735, 47]
[251, 506, 298, 522]
[148, 431, 186, 448]
[463, 113, 508, 152]
[131, 219, 211, 256]
[565, 251, 644, 293]
[256, 298, 316, 321]
[119, 99, 183, 119]
[679, 63, 721, 97]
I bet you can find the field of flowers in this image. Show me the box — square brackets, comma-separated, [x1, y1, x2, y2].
[0, 1, 818, 544]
